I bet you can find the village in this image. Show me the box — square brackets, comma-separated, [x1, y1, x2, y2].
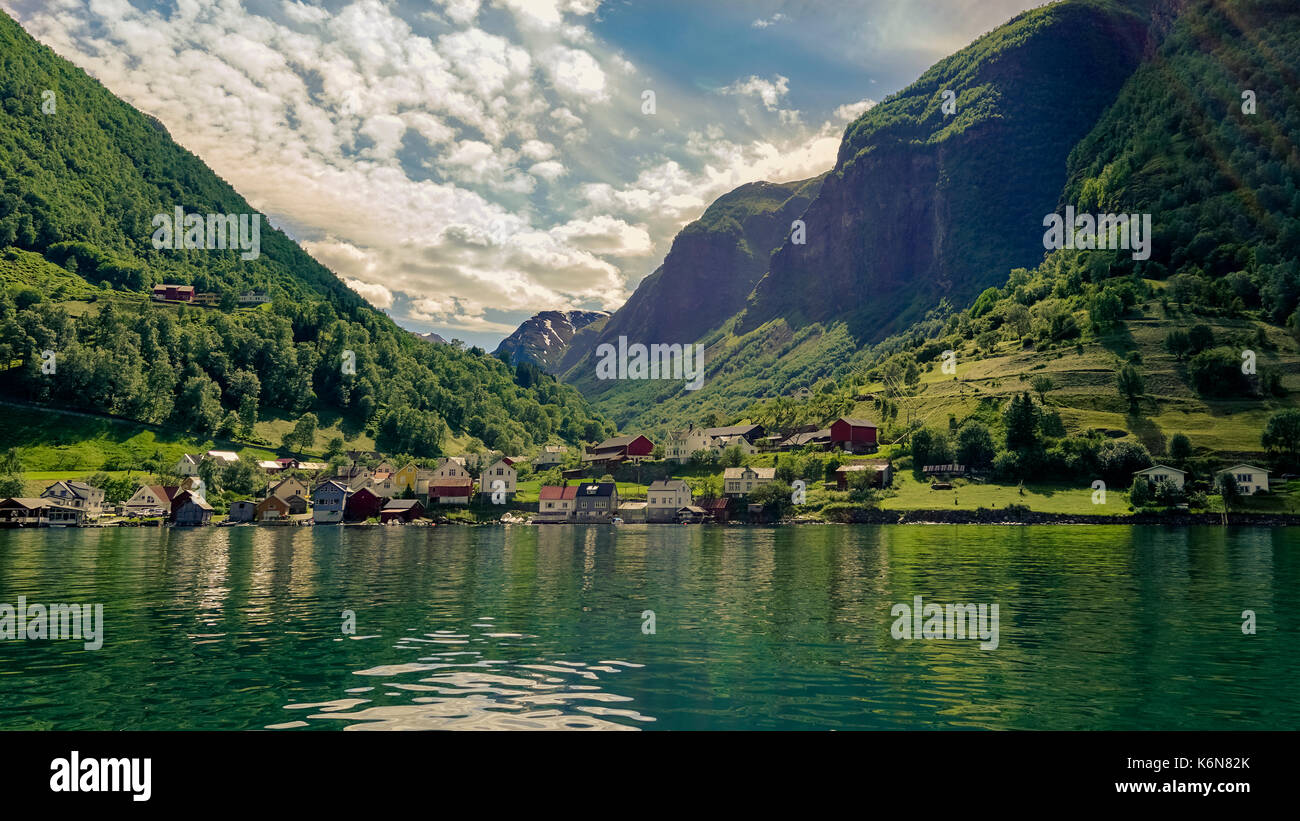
[0, 416, 1281, 528]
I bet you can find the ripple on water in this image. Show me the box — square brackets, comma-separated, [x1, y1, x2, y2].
[274, 625, 654, 730]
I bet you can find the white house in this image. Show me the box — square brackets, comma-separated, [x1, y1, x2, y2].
[534, 445, 568, 468]
[40, 480, 105, 520]
[1219, 464, 1270, 495]
[664, 426, 713, 463]
[1133, 465, 1187, 491]
[205, 450, 240, 467]
[723, 466, 777, 497]
[479, 458, 517, 501]
[646, 479, 692, 522]
[174, 453, 202, 477]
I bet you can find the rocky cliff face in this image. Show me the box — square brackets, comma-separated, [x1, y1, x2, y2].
[737, 0, 1153, 342]
[494, 309, 609, 371]
[559, 176, 822, 374]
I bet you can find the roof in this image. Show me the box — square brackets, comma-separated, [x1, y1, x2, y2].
[723, 467, 776, 480]
[576, 482, 616, 497]
[178, 496, 213, 510]
[206, 450, 240, 461]
[782, 429, 831, 446]
[833, 417, 879, 428]
[543, 445, 568, 454]
[1219, 464, 1269, 473]
[648, 479, 690, 492]
[618, 501, 647, 510]
[1134, 464, 1187, 476]
[314, 480, 349, 494]
[539, 485, 579, 501]
[837, 463, 889, 473]
[679, 505, 708, 514]
[382, 499, 423, 510]
[704, 498, 730, 510]
[0, 497, 48, 509]
[257, 460, 282, 469]
[703, 424, 761, 438]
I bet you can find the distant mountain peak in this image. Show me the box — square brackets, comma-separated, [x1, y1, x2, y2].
[494, 309, 610, 371]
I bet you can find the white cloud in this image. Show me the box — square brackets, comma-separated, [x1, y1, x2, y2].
[722, 74, 790, 111]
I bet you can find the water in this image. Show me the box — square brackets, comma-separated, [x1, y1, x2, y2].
[0, 524, 1296, 730]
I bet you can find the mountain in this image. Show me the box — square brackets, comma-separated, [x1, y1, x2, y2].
[494, 309, 609, 371]
[563, 0, 1300, 443]
[737, 0, 1153, 341]
[0, 10, 611, 458]
[558, 176, 823, 372]
[412, 331, 448, 345]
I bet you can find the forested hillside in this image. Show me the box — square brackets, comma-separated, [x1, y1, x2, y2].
[0, 11, 610, 458]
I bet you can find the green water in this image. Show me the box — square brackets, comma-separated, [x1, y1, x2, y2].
[0, 524, 1296, 730]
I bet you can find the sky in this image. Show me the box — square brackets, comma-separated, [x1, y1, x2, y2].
[4, 0, 1046, 350]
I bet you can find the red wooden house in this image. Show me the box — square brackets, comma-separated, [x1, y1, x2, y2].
[830, 417, 878, 454]
[344, 487, 385, 521]
[582, 434, 654, 468]
[152, 284, 195, 302]
[380, 499, 425, 523]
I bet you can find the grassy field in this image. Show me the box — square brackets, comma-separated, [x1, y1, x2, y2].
[850, 300, 1299, 458]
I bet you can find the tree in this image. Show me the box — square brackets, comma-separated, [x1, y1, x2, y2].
[1089, 289, 1123, 330]
[1117, 363, 1145, 412]
[282, 413, 319, 453]
[1164, 329, 1191, 360]
[1029, 375, 1053, 404]
[1262, 409, 1300, 468]
[956, 422, 996, 468]
[1003, 392, 1040, 452]
[1215, 471, 1240, 506]
[1129, 476, 1151, 507]
[1168, 433, 1192, 465]
[1187, 323, 1216, 354]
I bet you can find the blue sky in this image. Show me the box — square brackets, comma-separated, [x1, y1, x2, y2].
[5, 0, 1045, 350]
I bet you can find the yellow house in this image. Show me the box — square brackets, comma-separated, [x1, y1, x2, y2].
[394, 462, 420, 492]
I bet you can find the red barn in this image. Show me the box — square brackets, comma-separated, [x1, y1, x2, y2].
[152, 284, 195, 302]
[830, 417, 878, 454]
[582, 434, 654, 468]
[344, 487, 385, 522]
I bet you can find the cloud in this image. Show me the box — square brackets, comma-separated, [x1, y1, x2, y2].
[751, 13, 786, 29]
[721, 74, 791, 111]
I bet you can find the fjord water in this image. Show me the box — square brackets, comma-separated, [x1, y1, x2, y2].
[0, 525, 1296, 731]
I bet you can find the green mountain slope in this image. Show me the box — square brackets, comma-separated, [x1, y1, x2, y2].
[573, 0, 1300, 465]
[0, 11, 610, 459]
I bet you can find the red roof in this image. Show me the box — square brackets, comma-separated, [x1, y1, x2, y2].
[431, 484, 472, 495]
[539, 485, 578, 501]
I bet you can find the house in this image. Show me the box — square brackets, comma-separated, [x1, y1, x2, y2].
[0, 498, 84, 526]
[646, 479, 692, 523]
[582, 434, 654, 468]
[478, 458, 517, 502]
[1134, 465, 1187, 491]
[393, 462, 422, 493]
[40, 480, 105, 520]
[573, 482, 619, 522]
[617, 501, 647, 523]
[534, 445, 568, 468]
[171, 490, 213, 526]
[205, 450, 240, 467]
[536, 485, 578, 522]
[295, 461, 328, 473]
[344, 487, 385, 522]
[1219, 464, 1270, 495]
[429, 457, 473, 505]
[122, 484, 179, 517]
[676, 505, 709, 523]
[268, 476, 309, 503]
[723, 466, 776, 497]
[380, 498, 425, 523]
[664, 426, 713, 463]
[704, 498, 731, 523]
[713, 434, 757, 456]
[274, 457, 299, 470]
[174, 453, 202, 477]
[237, 290, 270, 305]
[830, 417, 878, 454]
[152, 283, 195, 302]
[836, 460, 893, 490]
[254, 495, 290, 522]
[257, 460, 284, 474]
[284, 494, 310, 516]
[778, 428, 832, 451]
[703, 424, 766, 445]
[312, 480, 349, 523]
[228, 500, 257, 522]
